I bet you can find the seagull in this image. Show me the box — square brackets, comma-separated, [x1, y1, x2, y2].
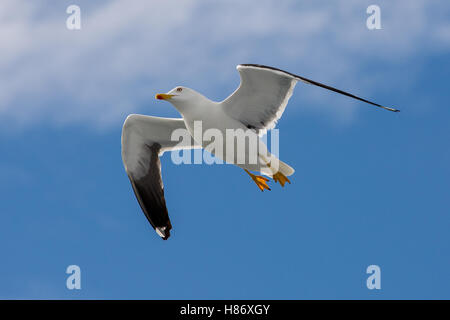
[121, 64, 399, 240]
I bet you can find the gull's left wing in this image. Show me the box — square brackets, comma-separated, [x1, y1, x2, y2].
[222, 64, 297, 135]
[222, 64, 399, 135]
[121, 114, 199, 240]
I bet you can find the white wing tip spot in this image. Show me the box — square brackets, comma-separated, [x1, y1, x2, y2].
[155, 226, 167, 238]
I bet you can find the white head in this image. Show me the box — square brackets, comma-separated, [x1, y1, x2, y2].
[155, 86, 206, 114]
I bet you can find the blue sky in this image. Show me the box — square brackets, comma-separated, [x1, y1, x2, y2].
[1, 0, 449, 299]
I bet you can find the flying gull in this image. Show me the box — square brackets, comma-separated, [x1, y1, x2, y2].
[121, 64, 399, 240]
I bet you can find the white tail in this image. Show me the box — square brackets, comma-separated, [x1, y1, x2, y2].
[278, 159, 295, 176]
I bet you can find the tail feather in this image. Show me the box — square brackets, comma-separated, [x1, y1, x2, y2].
[278, 159, 295, 176]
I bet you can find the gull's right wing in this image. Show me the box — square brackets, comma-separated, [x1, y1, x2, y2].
[121, 114, 199, 240]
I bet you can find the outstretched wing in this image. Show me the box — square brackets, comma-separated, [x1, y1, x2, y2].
[222, 64, 399, 135]
[121, 114, 199, 240]
[222, 64, 297, 135]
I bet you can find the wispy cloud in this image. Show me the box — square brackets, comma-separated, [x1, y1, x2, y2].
[0, 0, 449, 129]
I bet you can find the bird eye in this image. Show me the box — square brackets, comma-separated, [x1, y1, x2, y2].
[177, 87, 182, 92]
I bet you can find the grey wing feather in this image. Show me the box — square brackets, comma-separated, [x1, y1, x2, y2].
[222, 64, 297, 135]
[121, 114, 199, 240]
[222, 64, 398, 131]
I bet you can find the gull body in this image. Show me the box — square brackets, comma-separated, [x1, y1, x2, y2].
[159, 87, 278, 175]
[122, 64, 399, 240]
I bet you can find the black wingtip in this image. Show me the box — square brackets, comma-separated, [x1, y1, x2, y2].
[238, 64, 400, 114]
[155, 225, 172, 240]
[382, 106, 401, 112]
[160, 229, 170, 240]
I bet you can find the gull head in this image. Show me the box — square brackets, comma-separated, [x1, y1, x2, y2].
[155, 86, 207, 113]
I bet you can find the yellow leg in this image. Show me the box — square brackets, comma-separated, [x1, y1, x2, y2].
[244, 169, 271, 192]
[267, 161, 291, 187]
[272, 171, 291, 187]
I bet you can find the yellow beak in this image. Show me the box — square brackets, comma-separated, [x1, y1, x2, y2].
[155, 93, 174, 100]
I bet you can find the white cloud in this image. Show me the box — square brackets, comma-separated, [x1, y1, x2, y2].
[0, 0, 449, 129]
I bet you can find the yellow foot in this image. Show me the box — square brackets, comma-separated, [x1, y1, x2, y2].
[272, 171, 291, 187]
[244, 169, 271, 192]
